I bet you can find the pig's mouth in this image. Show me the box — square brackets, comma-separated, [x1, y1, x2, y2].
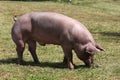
[83, 59, 94, 68]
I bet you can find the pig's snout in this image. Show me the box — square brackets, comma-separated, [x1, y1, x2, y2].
[84, 58, 94, 68]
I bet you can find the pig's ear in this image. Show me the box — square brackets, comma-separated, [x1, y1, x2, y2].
[96, 44, 105, 51]
[85, 44, 101, 55]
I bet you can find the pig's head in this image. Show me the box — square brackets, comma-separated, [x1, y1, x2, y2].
[74, 43, 104, 68]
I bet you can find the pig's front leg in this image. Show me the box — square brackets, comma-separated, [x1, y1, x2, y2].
[62, 45, 74, 69]
[63, 55, 67, 64]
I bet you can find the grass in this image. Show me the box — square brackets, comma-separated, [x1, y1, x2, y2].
[0, 0, 120, 80]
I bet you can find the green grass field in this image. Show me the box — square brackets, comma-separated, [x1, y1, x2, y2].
[0, 0, 120, 80]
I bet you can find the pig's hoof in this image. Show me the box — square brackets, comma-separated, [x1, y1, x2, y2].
[69, 66, 74, 70]
[17, 60, 24, 65]
[63, 61, 67, 65]
[34, 60, 40, 64]
[69, 63, 74, 70]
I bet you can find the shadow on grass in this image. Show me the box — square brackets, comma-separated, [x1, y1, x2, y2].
[0, 58, 87, 69]
[10, 0, 54, 1]
[9, 0, 62, 2]
[93, 31, 120, 37]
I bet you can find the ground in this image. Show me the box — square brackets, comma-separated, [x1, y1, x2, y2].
[0, 0, 120, 80]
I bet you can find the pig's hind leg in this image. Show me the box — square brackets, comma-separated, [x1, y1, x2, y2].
[16, 40, 25, 64]
[27, 40, 39, 63]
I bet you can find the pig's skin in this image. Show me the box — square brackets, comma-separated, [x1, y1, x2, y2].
[11, 12, 104, 69]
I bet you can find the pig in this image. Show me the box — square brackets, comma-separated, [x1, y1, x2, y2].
[11, 12, 104, 69]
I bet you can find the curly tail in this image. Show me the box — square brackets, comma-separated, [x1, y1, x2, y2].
[13, 15, 17, 22]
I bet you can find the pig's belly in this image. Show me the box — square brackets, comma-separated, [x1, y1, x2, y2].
[32, 33, 61, 45]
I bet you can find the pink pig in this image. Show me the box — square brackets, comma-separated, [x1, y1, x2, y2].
[11, 12, 104, 69]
